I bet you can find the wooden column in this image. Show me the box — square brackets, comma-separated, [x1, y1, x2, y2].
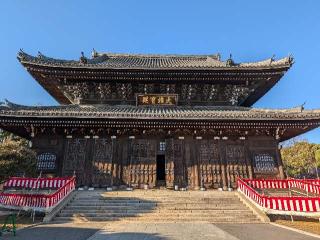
[275, 140, 285, 179]
[194, 137, 201, 190]
[244, 139, 254, 179]
[218, 139, 227, 190]
[110, 135, 117, 187]
[125, 136, 135, 187]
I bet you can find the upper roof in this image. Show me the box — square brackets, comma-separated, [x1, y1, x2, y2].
[17, 50, 294, 70]
[16, 49, 294, 107]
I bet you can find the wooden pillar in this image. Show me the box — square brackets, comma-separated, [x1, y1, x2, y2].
[179, 136, 187, 188]
[110, 135, 117, 187]
[218, 139, 227, 190]
[275, 140, 285, 179]
[244, 139, 254, 179]
[185, 136, 192, 188]
[194, 137, 201, 190]
[126, 136, 135, 187]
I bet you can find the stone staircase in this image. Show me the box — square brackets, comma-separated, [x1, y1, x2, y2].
[53, 190, 262, 223]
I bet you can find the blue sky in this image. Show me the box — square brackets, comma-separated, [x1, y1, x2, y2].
[0, 1, 319, 142]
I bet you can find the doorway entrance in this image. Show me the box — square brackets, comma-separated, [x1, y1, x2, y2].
[156, 155, 166, 185]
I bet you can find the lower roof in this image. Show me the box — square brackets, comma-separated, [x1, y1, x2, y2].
[1, 101, 320, 141]
[1, 101, 320, 121]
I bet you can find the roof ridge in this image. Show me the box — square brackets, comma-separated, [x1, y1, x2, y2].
[95, 52, 221, 59]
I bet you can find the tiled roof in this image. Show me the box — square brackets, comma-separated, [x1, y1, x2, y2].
[1, 100, 319, 121]
[17, 50, 294, 70]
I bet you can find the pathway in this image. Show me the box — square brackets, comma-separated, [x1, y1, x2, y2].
[1, 222, 319, 240]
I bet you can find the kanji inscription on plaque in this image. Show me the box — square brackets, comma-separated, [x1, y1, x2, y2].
[137, 94, 178, 106]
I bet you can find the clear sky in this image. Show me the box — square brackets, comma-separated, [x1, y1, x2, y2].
[0, 0, 319, 142]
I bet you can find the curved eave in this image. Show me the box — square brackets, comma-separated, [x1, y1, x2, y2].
[1, 104, 319, 141]
[17, 51, 293, 71]
[1, 103, 320, 121]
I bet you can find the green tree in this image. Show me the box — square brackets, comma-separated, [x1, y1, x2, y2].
[0, 131, 36, 182]
[0, 129, 11, 143]
[281, 140, 320, 177]
[315, 149, 320, 172]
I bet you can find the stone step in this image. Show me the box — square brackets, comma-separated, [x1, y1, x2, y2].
[71, 199, 241, 204]
[64, 205, 248, 210]
[67, 203, 245, 209]
[53, 190, 261, 223]
[74, 195, 237, 199]
[57, 213, 257, 219]
[53, 216, 261, 223]
[74, 194, 237, 199]
[61, 209, 252, 215]
[74, 195, 237, 198]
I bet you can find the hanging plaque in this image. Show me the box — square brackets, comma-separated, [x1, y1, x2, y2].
[136, 94, 178, 106]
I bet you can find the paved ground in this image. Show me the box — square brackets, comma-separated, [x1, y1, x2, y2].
[88, 222, 239, 240]
[1, 223, 104, 240]
[216, 223, 319, 240]
[1, 222, 320, 240]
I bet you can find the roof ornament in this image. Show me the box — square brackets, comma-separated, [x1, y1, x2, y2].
[79, 51, 87, 64]
[215, 53, 221, 61]
[288, 54, 294, 65]
[0, 99, 12, 108]
[300, 102, 306, 112]
[37, 51, 43, 59]
[91, 48, 98, 58]
[271, 54, 275, 62]
[17, 48, 26, 61]
[226, 54, 234, 66]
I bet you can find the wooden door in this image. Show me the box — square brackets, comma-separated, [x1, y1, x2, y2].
[198, 140, 222, 189]
[166, 139, 187, 188]
[165, 139, 174, 188]
[91, 138, 113, 187]
[63, 138, 89, 186]
[129, 139, 157, 187]
[225, 144, 248, 188]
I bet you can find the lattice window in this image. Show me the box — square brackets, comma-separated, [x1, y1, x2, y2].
[37, 153, 56, 171]
[254, 153, 275, 172]
[159, 141, 166, 151]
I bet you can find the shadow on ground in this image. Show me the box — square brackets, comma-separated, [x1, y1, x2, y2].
[88, 232, 168, 240]
[0, 223, 168, 240]
[1, 223, 100, 240]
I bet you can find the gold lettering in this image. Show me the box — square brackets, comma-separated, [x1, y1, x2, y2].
[142, 96, 149, 104]
[139, 95, 176, 105]
[166, 97, 173, 104]
[158, 96, 165, 104]
[150, 96, 156, 104]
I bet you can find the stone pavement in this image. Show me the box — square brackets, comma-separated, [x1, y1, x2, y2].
[1, 222, 320, 240]
[1, 222, 104, 240]
[87, 222, 239, 240]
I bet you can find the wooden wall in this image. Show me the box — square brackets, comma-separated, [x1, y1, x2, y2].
[32, 135, 284, 188]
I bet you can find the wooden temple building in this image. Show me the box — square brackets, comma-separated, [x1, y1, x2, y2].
[1, 50, 320, 190]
